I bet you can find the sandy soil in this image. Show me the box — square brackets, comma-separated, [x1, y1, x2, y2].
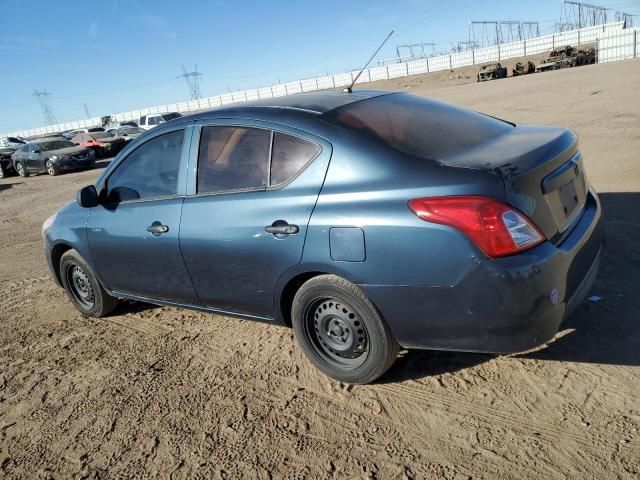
[1, 59, 639, 479]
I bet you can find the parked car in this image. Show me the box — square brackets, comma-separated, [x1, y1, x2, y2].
[64, 127, 105, 140]
[11, 138, 95, 177]
[0, 137, 28, 176]
[71, 132, 126, 158]
[104, 121, 138, 131]
[105, 126, 146, 142]
[42, 91, 603, 384]
[138, 112, 182, 130]
[477, 62, 508, 81]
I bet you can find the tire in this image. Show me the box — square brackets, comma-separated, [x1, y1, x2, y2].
[45, 160, 59, 176]
[0, 164, 5, 179]
[59, 249, 118, 317]
[15, 162, 28, 177]
[292, 274, 400, 384]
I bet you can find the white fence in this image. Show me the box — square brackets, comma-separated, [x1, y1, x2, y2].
[4, 21, 637, 138]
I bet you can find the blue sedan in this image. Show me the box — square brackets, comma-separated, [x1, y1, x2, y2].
[42, 90, 604, 384]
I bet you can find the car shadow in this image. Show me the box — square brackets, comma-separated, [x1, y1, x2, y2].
[379, 349, 494, 383]
[516, 192, 640, 367]
[0, 183, 15, 192]
[380, 192, 640, 383]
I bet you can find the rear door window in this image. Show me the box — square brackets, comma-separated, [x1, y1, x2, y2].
[270, 133, 321, 185]
[197, 126, 270, 194]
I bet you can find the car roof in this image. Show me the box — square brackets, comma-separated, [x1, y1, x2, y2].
[205, 89, 392, 117]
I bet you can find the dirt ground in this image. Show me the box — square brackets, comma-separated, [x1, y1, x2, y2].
[1, 59, 639, 479]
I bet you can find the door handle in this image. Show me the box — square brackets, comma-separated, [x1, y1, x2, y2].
[146, 221, 169, 236]
[265, 220, 299, 236]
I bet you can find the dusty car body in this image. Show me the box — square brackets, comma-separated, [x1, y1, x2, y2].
[71, 132, 126, 157]
[512, 61, 536, 76]
[42, 90, 604, 384]
[536, 45, 595, 72]
[477, 63, 508, 82]
[11, 139, 95, 176]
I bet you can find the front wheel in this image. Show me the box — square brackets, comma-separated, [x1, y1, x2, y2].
[15, 162, 28, 177]
[45, 160, 58, 176]
[59, 249, 118, 317]
[292, 275, 400, 384]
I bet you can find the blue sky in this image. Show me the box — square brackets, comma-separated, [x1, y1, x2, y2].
[1, 0, 638, 132]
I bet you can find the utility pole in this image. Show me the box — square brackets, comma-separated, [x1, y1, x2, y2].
[83, 103, 92, 119]
[33, 89, 57, 126]
[178, 64, 203, 100]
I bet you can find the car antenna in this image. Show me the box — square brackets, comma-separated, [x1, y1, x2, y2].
[343, 30, 394, 93]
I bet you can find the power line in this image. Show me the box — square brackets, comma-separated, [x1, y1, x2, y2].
[83, 103, 92, 119]
[32, 89, 57, 126]
[178, 64, 203, 100]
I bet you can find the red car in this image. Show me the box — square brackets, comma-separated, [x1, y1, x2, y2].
[71, 132, 125, 158]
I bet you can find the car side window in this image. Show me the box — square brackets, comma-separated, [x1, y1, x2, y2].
[105, 129, 184, 203]
[197, 126, 270, 194]
[270, 133, 321, 185]
[140, 115, 146, 125]
[148, 116, 158, 126]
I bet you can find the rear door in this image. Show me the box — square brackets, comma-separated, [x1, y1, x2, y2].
[179, 121, 331, 318]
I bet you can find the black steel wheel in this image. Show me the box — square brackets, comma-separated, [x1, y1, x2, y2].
[65, 263, 96, 310]
[59, 249, 118, 317]
[305, 297, 369, 369]
[292, 275, 399, 384]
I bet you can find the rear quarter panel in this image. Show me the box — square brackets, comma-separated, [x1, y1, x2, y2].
[298, 128, 507, 287]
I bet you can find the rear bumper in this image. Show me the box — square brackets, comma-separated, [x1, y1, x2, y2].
[361, 189, 604, 354]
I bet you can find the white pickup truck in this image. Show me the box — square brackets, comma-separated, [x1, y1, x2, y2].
[138, 112, 182, 130]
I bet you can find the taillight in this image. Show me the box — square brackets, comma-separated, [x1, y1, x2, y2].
[408, 196, 543, 258]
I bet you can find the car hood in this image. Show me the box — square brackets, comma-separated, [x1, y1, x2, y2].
[47, 146, 91, 156]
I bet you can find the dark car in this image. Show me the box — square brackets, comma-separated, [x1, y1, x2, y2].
[71, 132, 126, 158]
[105, 126, 146, 142]
[12, 139, 95, 177]
[0, 137, 26, 178]
[42, 91, 603, 384]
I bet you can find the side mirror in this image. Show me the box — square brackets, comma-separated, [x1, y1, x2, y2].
[77, 185, 99, 208]
[33, 149, 41, 154]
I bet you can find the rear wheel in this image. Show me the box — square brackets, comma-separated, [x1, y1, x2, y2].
[59, 249, 118, 317]
[45, 160, 58, 176]
[15, 162, 28, 177]
[292, 275, 399, 384]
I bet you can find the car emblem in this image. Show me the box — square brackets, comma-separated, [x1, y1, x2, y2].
[550, 289, 559, 305]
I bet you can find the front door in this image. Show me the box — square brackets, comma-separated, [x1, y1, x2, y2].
[87, 127, 198, 304]
[179, 124, 331, 318]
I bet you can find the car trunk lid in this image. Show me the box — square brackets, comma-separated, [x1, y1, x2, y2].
[441, 125, 588, 242]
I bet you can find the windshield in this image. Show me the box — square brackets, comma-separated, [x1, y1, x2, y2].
[162, 113, 181, 121]
[321, 93, 513, 161]
[92, 132, 109, 139]
[88, 127, 105, 133]
[40, 140, 75, 151]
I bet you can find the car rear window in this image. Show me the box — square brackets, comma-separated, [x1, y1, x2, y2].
[270, 133, 321, 186]
[321, 93, 512, 161]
